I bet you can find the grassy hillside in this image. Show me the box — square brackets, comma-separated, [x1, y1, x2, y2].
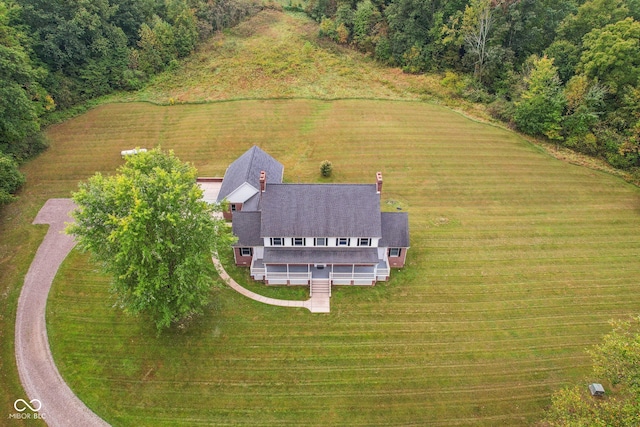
[118, 10, 440, 104]
[38, 100, 640, 426]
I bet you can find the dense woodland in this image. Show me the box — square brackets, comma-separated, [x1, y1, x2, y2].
[0, 0, 260, 202]
[1, 0, 639, 202]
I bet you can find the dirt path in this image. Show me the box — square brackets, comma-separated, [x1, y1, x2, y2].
[15, 199, 109, 427]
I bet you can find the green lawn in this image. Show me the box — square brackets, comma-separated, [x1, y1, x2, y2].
[39, 99, 640, 426]
[1, 9, 638, 426]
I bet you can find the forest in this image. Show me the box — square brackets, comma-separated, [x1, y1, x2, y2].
[312, 0, 640, 171]
[0, 0, 260, 202]
[1, 0, 640, 204]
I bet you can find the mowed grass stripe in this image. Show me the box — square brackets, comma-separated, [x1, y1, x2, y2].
[43, 100, 640, 426]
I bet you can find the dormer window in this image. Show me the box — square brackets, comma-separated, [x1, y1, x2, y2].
[271, 238, 283, 246]
[337, 238, 350, 246]
[293, 237, 305, 246]
[358, 238, 371, 247]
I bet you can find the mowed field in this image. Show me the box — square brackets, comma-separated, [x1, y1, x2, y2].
[32, 99, 640, 426]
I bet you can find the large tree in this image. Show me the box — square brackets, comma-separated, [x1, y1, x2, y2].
[68, 149, 232, 332]
[579, 17, 640, 95]
[462, 0, 494, 82]
[514, 55, 566, 140]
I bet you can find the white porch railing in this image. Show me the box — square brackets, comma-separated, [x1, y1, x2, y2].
[250, 260, 265, 277]
[265, 272, 312, 280]
[330, 272, 377, 279]
[377, 266, 390, 276]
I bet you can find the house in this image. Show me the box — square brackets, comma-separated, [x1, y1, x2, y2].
[221, 146, 409, 287]
[216, 145, 284, 220]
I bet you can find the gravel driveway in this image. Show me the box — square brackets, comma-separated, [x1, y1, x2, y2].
[14, 199, 109, 426]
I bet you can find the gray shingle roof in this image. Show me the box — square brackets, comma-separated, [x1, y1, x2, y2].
[217, 146, 283, 202]
[380, 212, 410, 247]
[260, 184, 382, 238]
[232, 211, 262, 246]
[243, 192, 260, 211]
[263, 248, 380, 264]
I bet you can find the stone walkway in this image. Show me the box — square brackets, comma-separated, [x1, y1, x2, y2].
[15, 199, 109, 427]
[211, 257, 331, 313]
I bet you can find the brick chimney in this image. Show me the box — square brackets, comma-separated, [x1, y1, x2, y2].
[260, 170, 266, 192]
[376, 172, 383, 194]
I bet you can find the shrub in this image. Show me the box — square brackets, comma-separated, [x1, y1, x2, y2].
[487, 98, 515, 123]
[320, 160, 333, 177]
[440, 71, 467, 97]
[0, 153, 25, 205]
[374, 36, 392, 64]
[319, 17, 337, 41]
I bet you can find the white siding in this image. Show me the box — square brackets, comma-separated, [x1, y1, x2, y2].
[226, 182, 258, 203]
[263, 236, 381, 247]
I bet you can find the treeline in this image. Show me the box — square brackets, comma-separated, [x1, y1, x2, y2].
[0, 0, 260, 204]
[311, 0, 640, 173]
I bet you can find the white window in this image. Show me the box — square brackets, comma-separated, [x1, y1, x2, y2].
[389, 248, 401, 257]
[293, 237, 305, 246]
[315, 238, 327, 246]
[358, 238, 371, 247]
[337, 238, 350, 246]
[239, 248, 252, 256]
[271, 238, 283, 246]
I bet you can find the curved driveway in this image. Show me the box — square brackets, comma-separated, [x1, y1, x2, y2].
[15, 199, 109, 427]
[14, 199, 328, 427]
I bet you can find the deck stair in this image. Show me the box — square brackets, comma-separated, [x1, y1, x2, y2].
[311, 279, 331, 297]
[309, 279, 331, 313]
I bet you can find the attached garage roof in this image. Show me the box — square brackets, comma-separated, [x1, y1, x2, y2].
[217, 146, 283, 202]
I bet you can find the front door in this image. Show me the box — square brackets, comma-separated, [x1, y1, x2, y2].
[311, 264, 330, 279]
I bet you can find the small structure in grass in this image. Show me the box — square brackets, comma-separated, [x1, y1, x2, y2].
[589, 383, 605, 397]
[320, 160, 333, 177]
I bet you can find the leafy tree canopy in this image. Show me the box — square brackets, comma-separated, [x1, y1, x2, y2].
[514, 56, 566, 140]
[68, 149, 233, 332]
[0, 1, 51, 158]
[0, 152, 25, 205]
[556, 0, 630, 46]
[579, 17, 640, 94]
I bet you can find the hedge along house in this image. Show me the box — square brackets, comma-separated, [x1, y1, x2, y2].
[221, 146, 409, 288]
